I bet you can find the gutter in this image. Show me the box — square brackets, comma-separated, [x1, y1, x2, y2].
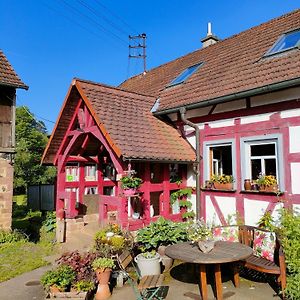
[179, 107, 200, 220]
[154, 77, 300, 116]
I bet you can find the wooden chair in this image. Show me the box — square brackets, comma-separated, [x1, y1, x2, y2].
[117, 250, 166, 300]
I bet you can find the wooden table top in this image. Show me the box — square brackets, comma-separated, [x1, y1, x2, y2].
[165, 241, 253, 264]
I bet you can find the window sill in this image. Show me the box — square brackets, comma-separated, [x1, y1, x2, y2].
[240, 190, 284, 196]
[201, 188, 236, 193]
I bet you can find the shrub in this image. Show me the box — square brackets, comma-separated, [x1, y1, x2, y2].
[136, 217, 188, 251]
[56, 251, 97, 282]
[72, 280, 95, 292]
[42, 211, 56, 232]
[41, 265, 76, 291]
[0, 229, 27, 244]
[92, 257, 115, 271]
[279, 208, 300, 299]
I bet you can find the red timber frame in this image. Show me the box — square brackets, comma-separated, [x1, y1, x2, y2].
[188, 99, 300, 225]
[54, 91, 190, 230]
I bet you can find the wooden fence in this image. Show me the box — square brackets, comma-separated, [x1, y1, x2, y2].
[27, 184, 55, 211]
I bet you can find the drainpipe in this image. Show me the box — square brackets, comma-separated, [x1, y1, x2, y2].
[179, 107, 200, 220]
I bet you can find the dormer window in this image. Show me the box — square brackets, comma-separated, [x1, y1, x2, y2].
[168, 62, 203, 87]
[265, 29, 300, 56]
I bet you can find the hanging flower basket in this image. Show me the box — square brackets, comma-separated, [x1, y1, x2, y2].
[123, 188, 137, 196]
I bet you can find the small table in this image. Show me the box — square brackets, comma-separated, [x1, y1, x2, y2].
[165, 241, 252, 300]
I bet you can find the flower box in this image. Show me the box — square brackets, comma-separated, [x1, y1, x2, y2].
[213, 182, 233, 190]
[49, 291, 92, 299]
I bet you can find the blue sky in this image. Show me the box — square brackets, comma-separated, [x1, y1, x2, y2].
[1, 1, 299, 132]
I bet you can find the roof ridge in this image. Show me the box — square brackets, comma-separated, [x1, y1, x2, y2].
[74, 77, 155, 99]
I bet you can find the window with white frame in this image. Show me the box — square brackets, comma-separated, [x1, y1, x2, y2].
[84, 186, 98, 195]
[203, 140, 235, 183]
[65, 163, 79, 182]
[241, 135, 284, 190]
[85, 164, 97, 181]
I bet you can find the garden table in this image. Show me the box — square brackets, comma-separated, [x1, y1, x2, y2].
[165, 241, 252, 300]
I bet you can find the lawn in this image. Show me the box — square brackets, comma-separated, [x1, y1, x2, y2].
[0, 238, 54, 282]
[0, 201, 57, 283]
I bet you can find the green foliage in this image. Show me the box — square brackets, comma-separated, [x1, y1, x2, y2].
[73, 280, 95, 292]
[14, 106, 56, 194]
[170, 188, 192, 205]
[187, 219, 213, 242]
[94, 224, 133, 257]
[41, 265, 76, 291]
[279, 208, 300, 299]
[257, 211, 275, 231]
[182, 211, 196, 219]
[140, 250, 157, 259]
[42, 212, 56, 232]
[120, 175, 142, 189]
[255, 174, 277, 187]
[0, 239, 55, 282]
[0, 229, 27, 243]
[92, 257, 115, 270]
[136, 217, 188, 250]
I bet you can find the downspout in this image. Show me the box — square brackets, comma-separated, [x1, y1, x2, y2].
[179, 107, 200, 220]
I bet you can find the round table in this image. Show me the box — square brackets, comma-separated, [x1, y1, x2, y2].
[165, 241, 253, 300]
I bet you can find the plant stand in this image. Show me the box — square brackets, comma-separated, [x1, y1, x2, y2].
[48, 291, 92, 299]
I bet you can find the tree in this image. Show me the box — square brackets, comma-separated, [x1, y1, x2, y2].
[14, 106, 56, 194]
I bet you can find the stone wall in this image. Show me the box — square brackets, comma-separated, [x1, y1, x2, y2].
[0, 158, 13, 229]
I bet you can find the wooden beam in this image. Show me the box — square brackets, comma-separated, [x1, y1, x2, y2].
[53, 99, 83, 165]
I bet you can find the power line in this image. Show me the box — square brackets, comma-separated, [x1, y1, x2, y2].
[93, 0, 139, 35]
[59, 0, 128, 47]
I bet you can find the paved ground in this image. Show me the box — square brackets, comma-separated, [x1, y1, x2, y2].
[0, 261, 281, 300]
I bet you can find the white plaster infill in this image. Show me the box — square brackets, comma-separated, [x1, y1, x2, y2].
[240, 113, 272, 125]
[244, 198, 269, 226]
[291, 163, 300, 194]
[289, 126, 300, 154]
[209, 119, 235, 128]
[205, 195, 236, 226]
[281, 108, 300, 119]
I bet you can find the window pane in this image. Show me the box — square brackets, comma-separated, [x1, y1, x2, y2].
[251, 144, 275, 156]
[251, 159, 261, 180]
[269, 30, 300, 54]
[169, 63, 203, 86]
[265, 159, 277, 176]
[210, 145, 232, 175]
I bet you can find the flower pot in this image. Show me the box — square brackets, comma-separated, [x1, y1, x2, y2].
[197, 239, 215, 253]
[95, 269, 112, 300]
[95, 268, 112, 284]
[244, 179, 251, 191]
[259, 184, 278, 193]
[134, 253, 161, 277]
[213, 182, 233, 190]
[123, 189, 136, 196]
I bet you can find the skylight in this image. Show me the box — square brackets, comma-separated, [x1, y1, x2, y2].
[265, 29, 300, 56]
[168, 63, 203, 86]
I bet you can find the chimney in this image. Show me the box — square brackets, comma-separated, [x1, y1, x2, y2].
[201, 22, 220, 48]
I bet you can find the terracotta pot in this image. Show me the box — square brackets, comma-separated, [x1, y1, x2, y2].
[244, 179, 251, 191]
[95, 268, 112, 284]
[259, 184, 278, 193]
[49, 285, 62, 293]
[95, 284, 111, 300]
[213, 182, 233, 190]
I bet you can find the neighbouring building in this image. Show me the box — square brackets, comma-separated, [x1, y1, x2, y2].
[0, 50, 28, 229]
[42, 9, 300, 235]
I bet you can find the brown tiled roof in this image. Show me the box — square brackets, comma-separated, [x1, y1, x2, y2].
[119, 9, 300, 112]
[42, 78, 196, 164]
[0, 50, 28, 90]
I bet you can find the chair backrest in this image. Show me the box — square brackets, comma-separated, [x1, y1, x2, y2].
[118, 250, 134, 270]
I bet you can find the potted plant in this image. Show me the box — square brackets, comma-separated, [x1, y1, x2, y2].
[210, 174, 234, 190]
[134, 250, 162, 277]
[120, 172, 143, 196]
[136, 217, 188, 271]
[41, 265, 76, 294]
[187, 219, 214, 253]
[72, 280, 95, 293]
[92, 257, 115, 300]
[256, 174, 278, 192]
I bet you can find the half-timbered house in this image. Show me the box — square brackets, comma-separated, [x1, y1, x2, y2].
[43, 9, 300, 235]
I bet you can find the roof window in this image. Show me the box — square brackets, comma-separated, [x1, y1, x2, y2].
[265, 29, 300, 56]
[168, 63, 203, 87]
